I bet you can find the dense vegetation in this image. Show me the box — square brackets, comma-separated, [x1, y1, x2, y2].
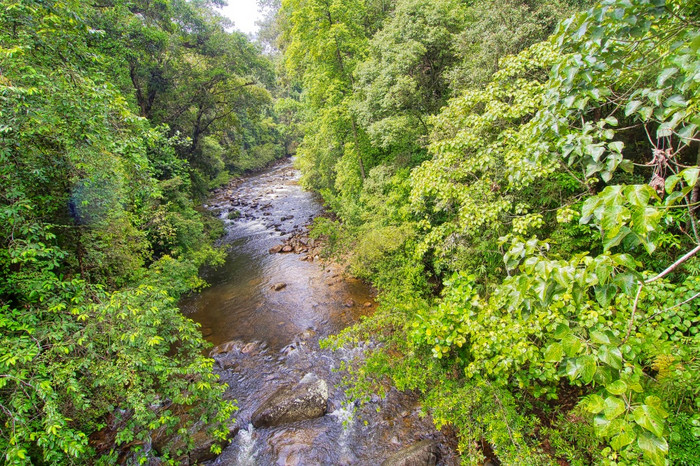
[276, 0, 700, 464]
[3, 0, 699, 463]
[0, 0, 285, 462]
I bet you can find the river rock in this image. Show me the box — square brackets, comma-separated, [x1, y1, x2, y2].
[282, 245, 293, 253]
[251, 373, 329, 428]
[381, 440, 439, 466]
[210, 339, 264, 357]
[272, 282, 287, 291]
[267, 427, 319, 466]
[210, 340, 242, 356]
[269, 245, 283, 254]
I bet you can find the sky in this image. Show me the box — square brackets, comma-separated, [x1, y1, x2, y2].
[219, 0, 264, 36]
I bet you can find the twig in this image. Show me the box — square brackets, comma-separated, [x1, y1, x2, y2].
[642, 290, 700, 325]
[623, 244, 700, 343]
[484, 379, 522, 450]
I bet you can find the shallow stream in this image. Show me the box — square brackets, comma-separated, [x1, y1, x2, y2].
[182, 159, 457, 465]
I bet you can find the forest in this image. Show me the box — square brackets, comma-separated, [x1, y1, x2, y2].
[1, 0, 699, 464]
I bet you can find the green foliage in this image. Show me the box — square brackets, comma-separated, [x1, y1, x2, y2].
[448, 0, 592, 90]
[353, 0, 466, 160]
[0, 278, 233, 463]
[669, 413, 700, 466]
[280, 0, 385, 195]
[0, 0, 282, 462]
[290, 0, 700, 463]
[90, 0, 286, 189]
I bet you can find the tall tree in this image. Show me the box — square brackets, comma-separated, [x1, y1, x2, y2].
[280, 0, 381, 196]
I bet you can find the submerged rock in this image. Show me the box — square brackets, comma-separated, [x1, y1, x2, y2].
[210, 339, 265, 358]
[381, 440, 439, 466]
[272, 282, 287, 291]
[267, 427, 320, 466]
[251, 373, 329, 428]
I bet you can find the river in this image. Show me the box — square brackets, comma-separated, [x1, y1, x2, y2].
[181, 159, 458, 465]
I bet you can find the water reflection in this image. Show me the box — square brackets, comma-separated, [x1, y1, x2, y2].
[180, 159, 373, 350]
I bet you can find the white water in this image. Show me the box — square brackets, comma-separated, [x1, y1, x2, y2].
[234, 424, 259, 466]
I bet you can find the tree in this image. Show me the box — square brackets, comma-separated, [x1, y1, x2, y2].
[353, 0, 466, 166]
[0, 0, 279, 462]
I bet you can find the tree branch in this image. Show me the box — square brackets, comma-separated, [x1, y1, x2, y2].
[623, 243, 700, 343]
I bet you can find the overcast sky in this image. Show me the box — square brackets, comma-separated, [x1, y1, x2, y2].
[219, 0, 263, 36]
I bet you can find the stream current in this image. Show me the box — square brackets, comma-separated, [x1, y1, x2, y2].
[181, 159, 458, 465]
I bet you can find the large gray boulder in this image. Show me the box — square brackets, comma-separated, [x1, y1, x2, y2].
[251, 373, 329, 428]
[381, 440, 439, 466]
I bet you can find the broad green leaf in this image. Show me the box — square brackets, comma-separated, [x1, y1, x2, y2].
[681, 168, 700, 187]
[606, 379, 627, 395]
[656, 67, 678, 86]
[544, 342, 564, 362]
[585, 394, 605, 414]
[603, 226, 631, 252]
[562, 334, 583, 357]
[608, 141, 624, 154]
[595, 260, 613, 284]
[595, 284, 617, 308]
[624, 185, 651, 207]
[665, 174, 681, 193]
[594, 365, 614, 385]
[633, 404, 666, 437]
[637, 431, 668, 466]
[619, 159, 634, 173]
[663, 94, 686, 108]
[630, 206, 662, 235]
[611, 430, 635, 450]
[677, 123, 698, 141]
[612, 253, 638, 269]
[589, 145, 605, 162]
[601, 205, 627, 234]
[644, 396, 667, 414]
[657, 122, 673, 138]
[599, 345, 623, 370]
[580, 196, 602, 223]
[594, 414, 611, 436]
[590, 330, 610, 344]
[580, 355, 597, 383]
[625, 100, 642, 116]
[604, 396, 626, 420]
[566, 358, 582, 380]
[553, 324, 571, 340]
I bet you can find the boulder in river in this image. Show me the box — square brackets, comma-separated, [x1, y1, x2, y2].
[381, 440, 439, 466]
[251, 373, 329, 428]
[269, 244, 283, 254]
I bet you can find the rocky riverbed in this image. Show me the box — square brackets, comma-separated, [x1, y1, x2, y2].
[179, 158, 459, 465]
